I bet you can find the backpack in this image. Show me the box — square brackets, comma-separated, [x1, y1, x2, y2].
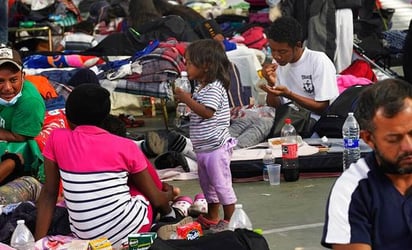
[312, 85, 371, 138]
[269, 102, 315, 138]
[148, 229, 270, 250]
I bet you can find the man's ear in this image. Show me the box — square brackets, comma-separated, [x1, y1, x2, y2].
[360, 130, 375, 150]
[296, 41, 303, 48]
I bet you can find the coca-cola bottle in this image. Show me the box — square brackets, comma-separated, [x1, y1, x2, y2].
[281, 118, 300, 182]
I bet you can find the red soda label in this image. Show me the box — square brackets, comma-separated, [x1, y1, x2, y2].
[282, 143, 298, 159]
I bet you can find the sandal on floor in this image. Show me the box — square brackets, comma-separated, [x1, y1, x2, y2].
[172, 196, 193, 217]
[196, 214, 219, 230]
[188, 193, 208, 217]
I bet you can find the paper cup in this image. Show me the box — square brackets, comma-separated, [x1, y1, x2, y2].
[267, 164, 281, 185]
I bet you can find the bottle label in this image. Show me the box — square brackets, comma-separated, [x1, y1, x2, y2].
[281, 143, 298, 159]
[343, 138, 359, 148]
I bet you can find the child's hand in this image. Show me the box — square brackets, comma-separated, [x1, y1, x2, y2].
[174, 87, 191, 103]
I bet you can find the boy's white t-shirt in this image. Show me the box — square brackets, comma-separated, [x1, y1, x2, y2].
[276, 48, 338, 103]
[276, 48, 339, 120]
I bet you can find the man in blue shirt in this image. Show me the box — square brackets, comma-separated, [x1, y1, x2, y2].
[322, 78, 412, 249]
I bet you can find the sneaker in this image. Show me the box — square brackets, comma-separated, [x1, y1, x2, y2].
[196, 214, 219, 230]
[209, 220, 229, 233]
[168, 130, 187, 152]
[171, 196, 193, 217]
[154, 151, 190, 172]
[145, 131, 166, 157]
[189, 193, 208, 217]
[156, 216, 194, 240]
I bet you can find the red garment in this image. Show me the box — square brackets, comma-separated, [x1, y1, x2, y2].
[340, 59, 377, 82]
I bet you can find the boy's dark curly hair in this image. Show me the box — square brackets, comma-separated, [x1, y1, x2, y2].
[267, 16, 303, 47]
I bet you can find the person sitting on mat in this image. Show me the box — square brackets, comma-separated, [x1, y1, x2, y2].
[0, 47, 45, 186]
[55, 20, 98, 52]
[35, 84, 189, 246]
[260, 16, 339, 120]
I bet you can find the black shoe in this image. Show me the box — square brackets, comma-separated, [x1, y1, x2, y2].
[168, 131, 187, 152]
[151, 207, 186, 232]
[154, 151, 190, 172]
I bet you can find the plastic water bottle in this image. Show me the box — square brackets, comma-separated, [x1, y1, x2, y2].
[228, 204, 253, 231]
[174, 71, 191, 127]
[342, 112, 360, 171]
[262, 148, 274, 181]
[281, 118, 300, 182]
[10, 220, 35, 250]
[263, 44, 273, 64]
[176, 71, 191, 94]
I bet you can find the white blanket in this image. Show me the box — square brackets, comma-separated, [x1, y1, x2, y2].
[231, 141, 319, 161]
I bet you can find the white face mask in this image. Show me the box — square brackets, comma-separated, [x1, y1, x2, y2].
[0, 91, 22, 107]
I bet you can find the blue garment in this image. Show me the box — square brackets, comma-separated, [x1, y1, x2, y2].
[322, 152, 412, 249]
[98, 39, 159, 72]
[223, 39, 236, 52]
[0, 0, 8, 44]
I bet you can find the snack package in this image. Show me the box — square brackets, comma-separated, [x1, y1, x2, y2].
[88, 237, 112, 250]
[176, 221, 203, 240]
[128, 232, 157, 250]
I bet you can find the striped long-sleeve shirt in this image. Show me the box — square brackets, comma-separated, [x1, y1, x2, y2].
[43, 126, 150, 246]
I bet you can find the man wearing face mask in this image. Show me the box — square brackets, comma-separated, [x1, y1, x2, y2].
[0, 47, 45, 185]
[321, 78, 412, 249]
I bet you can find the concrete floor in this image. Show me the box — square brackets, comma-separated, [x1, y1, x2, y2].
[127, 114, 337, 250]
[171, 178, 336, 250]
[124, 6, 412, 247]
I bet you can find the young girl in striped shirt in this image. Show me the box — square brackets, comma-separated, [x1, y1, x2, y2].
[175, 39, 238, 231]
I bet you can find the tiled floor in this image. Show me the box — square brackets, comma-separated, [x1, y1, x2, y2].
[380, 0, 412, 30]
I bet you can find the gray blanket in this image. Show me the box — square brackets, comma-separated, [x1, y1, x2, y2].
[230, 116, 274, 149]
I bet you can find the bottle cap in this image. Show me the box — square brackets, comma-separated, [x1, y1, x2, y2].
[285, 118, 291, 124]
[181, 71, 188, 77]
[235, 204, 243, 209]
[17, 220, 24, 224]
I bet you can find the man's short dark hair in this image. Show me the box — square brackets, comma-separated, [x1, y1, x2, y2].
[72, 21, 94, 34]
[355, 78, 412, 132]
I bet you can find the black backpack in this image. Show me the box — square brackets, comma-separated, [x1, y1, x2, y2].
[149, 229, 270, 250]
[313, 85, 371, 138]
